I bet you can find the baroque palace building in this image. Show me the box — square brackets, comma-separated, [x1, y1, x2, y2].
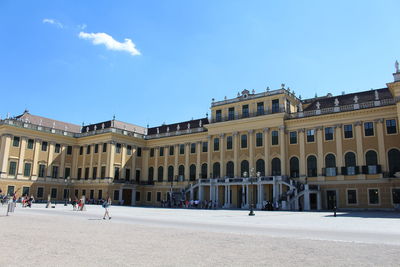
[1, 66, 400, 211]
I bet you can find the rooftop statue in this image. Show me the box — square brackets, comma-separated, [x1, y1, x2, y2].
[334, 98, 339, 106]
[395, 60, 399, 73]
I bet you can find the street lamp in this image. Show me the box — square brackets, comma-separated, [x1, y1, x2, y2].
[64, 176, 70, 206]
[244, 168, 258, 216]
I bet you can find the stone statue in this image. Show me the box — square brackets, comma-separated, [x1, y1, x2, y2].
[353, 95, 358, 104]
[86, 126, 89, 132]
[199, 120, 202, 127]
[94, 125, 97, 131]
[316, 101, 320, 110]
[53, 122, 56, 128]
[396, 60, 399, 73]
[166, 126, 170, 132]
[334, 98, 339, 106]
[101, 123, 105, 129]
[157, 127, 159, 134]
[375, 90, 379, 100]
[177, 124, 180, 131]
[187, 123, 190, 129]
[266, 86, 270, 92]
[252, 89, 255, 94]
[298, 102, 303, 112]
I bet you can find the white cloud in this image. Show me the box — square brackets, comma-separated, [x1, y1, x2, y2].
[78, 32, 141, 56]
[42, 18, 63, 28]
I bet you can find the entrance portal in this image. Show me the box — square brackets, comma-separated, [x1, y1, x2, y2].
[122, 189, 132, 206]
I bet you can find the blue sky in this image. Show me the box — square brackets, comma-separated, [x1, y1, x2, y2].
[0, 0, 399, 127]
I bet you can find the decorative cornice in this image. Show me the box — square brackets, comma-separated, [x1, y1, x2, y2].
[374, 118, 384, 123]
[354, 121, 362, 126]
[263, 128, 269, 133]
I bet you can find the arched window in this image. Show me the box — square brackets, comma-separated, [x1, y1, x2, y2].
[213, 162, 220, 178]
[388, 149, 400, 177]
[157, 166, 163, 182]
[325, 154, 336, 176]
[189, 164, 196, 181]
[167, 166, 174, 182]
[271, 158, 281, 176]
[178, 165, 185, 180]
[307, 155, 317, 177]
[365, 150, 378, 174]
[344, 152, 357, 175]
[289, 157, 299, 178]
[201, 163, 207, 178]
[241, 160, 249, 176]
[148, 167, 154, 183]
[256, 159, 265, 176]
[226, 161, 234, 178]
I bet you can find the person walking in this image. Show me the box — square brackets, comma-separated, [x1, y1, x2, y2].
[103, 197, 112, 220]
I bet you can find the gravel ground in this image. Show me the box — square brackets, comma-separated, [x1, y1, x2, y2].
[0, 204, 399, 266]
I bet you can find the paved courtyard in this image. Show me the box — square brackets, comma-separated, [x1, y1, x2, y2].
[1, 204, 399, 266]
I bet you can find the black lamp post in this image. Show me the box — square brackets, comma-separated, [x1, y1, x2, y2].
[64, 176, 70, 206]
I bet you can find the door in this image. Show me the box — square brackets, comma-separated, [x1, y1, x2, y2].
[326, 190, 337, 210]
[310, 193, 317, 210]
[237, 187, 243, 208]
[122, 189, 132, 206]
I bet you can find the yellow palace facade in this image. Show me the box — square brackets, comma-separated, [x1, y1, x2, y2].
[1, 67, 400, 211]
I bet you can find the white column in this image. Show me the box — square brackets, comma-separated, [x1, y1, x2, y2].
[249, 130, 254, 170]
[121, 144, 126, 179]
[263, 128, 270, 176]
[316, 127, 324, 177]
[0, 134, 12, 177]
[164, 146, 168, 181]
[355, 121, 364, 178]
[196, 142, 201, 179]
[89, 144, 94, 179]
[131, 145, 137, 181]
[299, 129, 306, 177]
[60, 144, 66, 178]
[207, 136, 211, 178]
[376, 119, 386, 172]
[279, 126, 286, 176]
[17, 137, 27, 177]
[31, 138, 41, 180]
[97, 144, 102, 178]
[154, 147, 159, 181]
[46, 142, 55, 177]
[185, 143, 190, 180]
[233, 132, 239, 177]
[220, 134, 225, 178]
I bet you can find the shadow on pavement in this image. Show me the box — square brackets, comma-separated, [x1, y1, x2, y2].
[325, 211, 400, 219]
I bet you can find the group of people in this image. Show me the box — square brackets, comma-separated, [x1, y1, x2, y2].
[21, 195, 35, 208]
[160, 199, 217, 209]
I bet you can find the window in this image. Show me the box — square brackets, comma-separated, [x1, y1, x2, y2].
[241, 135, 247, 148]
[156, 192, 162, 202]
[168, 166, 174, 182]
[89, 190, 94, 200]
[347, 189, 357, 205]
[289, 131, 297, 144]
[228, 107, 235, 120]
[79, 146, 83, 155]
[202, 142, 208, 152]
[51, 166, 59, 178]
[55, 144, 61, 153]
[101, 166, 106, 179]
[271, 158, 281, 176]
[201, 163, 208, 178]
[256, 159, 265, 176]
[214, 138, 220, 151]
[148, 167, 154, 183]
[392, 189, 400, 204]
[74, 189, 79, 197]
[256, 133, 263, 147]
[286, 99, 291, 114]
[325, 154, 336, 176]
[365, 150, 378, 174]
[51, 188, 57, 199]
[388, 149, 400, 177]
[147, 192, 152, 202]
[86, 145, 91, 154]
[127, 145, 132, 155]
[344, 125, 353, 139]
[325, 127, 334, 141]
[307, 156, 317, 177]
[114, 167, 120, 179]
[8, 161, 17, 175]
[216, 110, 222, 122]
[93, 167, 97, 179]
[386, 119, 397, 134]
[272, 99, 280, 113]
[227, 136, 233, 149]
[257, 102, 264, 115]
[178, 165, 185, 180]
[289, 157, 299, 178]
[271, 131, 279, 145]
[37, 187, 44, 198]
[226, 161, 234, 177]
[42, 141, 48, 151]
[344, 152, 357, 175]
[65, 167, 71, 179]
[368, 189, 379, 205]
[116, 143, 121, 153]
[150, 148, 154, 157]
[77, 168, 82, 179]
[169, 146, 174, 155]
[125, 168, 130, 180]
[159, 147, 164, 157]
[67, 145, 72, 155]
[158, 166, 164, 182]
[189, 164, 196, 181]
[94, 144, 99, 153]
[84, 167, 89, 180]
[38, 164, 46, 178]
[22, 186, 30, 196]
[13, 136, 20, 147]
[98, 190, 103, 199]
[136, 191, 140, 202]
[240, 160, 249, 177]
[23, 163, 31, 177]
[242, 105, 249, 118]
[7, 186, 14, 196]
[307, 129, 315, 142]
[190, 143, 196, 153]
[102, 143, 107, 153]
[137, 147, 142, 157]
[364, 122, 374, 136]
[213, 162, 220, 178]
[136, 169, 141, 182]
[114, 190, 120, 201]
[27, 139, 34, 149]
[82, 190, 86, 197]
[179, 144, 185, 154]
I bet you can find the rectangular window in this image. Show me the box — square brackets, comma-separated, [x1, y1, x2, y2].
[289, 131, 297, 144]
[74, 189, 79, 197]
[84, 167, 89, 179]
[214, 138, 220, 151]
[202, 142, 208, 152]
[325, 127, 334, 141]
[89, 190, 94, 199]
[13, 136, 20, 147]
[136, 169, 141, 181]
[22, 186, 30, 196]
[216, 110, 222, 122]
[364, 122, 374, 136]
[82, 189, 86, 196]
[101, 166, 106, 179]
[159, 147, 164, 157]
[147, 192, 152, 202]
[23, 162, 31, 177]
[67, 145, 72, 155]
[7, 186, 15, 196]
[27, 139, 34, 149]
[65, 167, 71, 179]
[272, 99, 280, 113]
[102, 143, 107, 153]
[98, 190, 103, 200]
[228, 107, 235, 120]
[386, 119, 397, 134]
[307, 129, 315, 142]
[127, 145, 132, 155]
[180, 144, 185, 154]
[42, 141, 48, 151]
[227, 136, 233, 149]
[94, 144, 99, 153]
[137, 147, 142, 157]
[77, 168, 82, 179]
[190, 143, 196, 153]
[392, 189, 400, 204]
[52, 166, 59, 178]
[79, 146, 83, 155]
[51, 188, 57, 199]
[38, 164, 46, 178]
[256, 133, 263, 147]
[368, 189, 379, 205]
[241, 135, 247, 148]
[116, 143, 121, 153]
[37, 187, 44, 198]
[114, 190, 119, 201]
[347, 189, 357, 204]
[55, 144, 61, 153]
[86, 145, 91, 154]
[114, 167, 120, 179]
[125, 168, 130, 180]
[271, 131, 279, 145]
[8, 161, 17, 175]
[242, 105, 249, 118]
[344, 125, 353, 139]
[150, 148, 154, 157]
[156, 192, 161, 202]
[257, 102, 264, 115]
[93, 167, 97, 179]
[169, 146, 174, 155]
[136, 191, 141, 202]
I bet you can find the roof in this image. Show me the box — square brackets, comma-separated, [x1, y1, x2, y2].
[81, 120, 147, 134]
[303, 88, 393, 111]
[148, 118, 209, 135]
[15, 111, 81, 133]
